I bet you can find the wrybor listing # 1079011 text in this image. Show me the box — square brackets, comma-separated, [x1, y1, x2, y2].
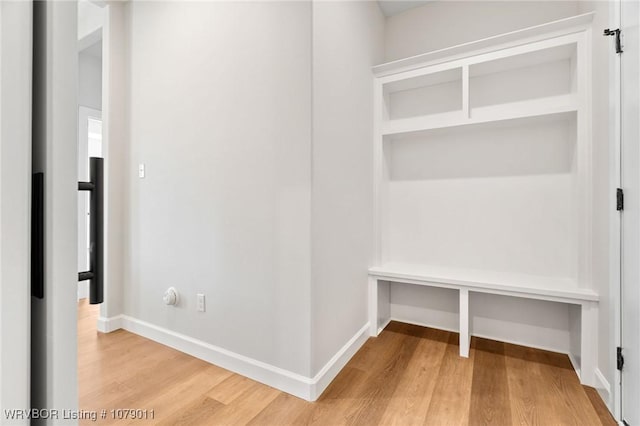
[3, 408, 156, 422]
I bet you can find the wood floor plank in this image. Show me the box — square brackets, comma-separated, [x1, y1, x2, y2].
[424, 332, 475, 425]
[120, 365, 234, 425]
[379, 327, 449, 425]
[469, 338, 512, 426]
[584, 386, 617, 426]
[247, 393, 311, 426]
[207, 374, 262, 405]
[294, 323, 412, 426]
[536, 349, 603, 425]
[203, 381, 281, 425]
[155, 396, 225, 426]
[504, 343, 546, 426]
[292, 366, 369, 425]
[342, 322, 422, 425]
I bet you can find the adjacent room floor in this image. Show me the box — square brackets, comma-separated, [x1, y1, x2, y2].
[78, 300, 615, 425]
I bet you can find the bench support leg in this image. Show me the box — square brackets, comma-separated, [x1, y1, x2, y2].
[368, 277, 379, 337]
[580, 301, 597, 386]
[459, 289, 470, 358]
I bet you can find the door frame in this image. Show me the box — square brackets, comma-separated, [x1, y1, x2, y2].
[0, 1, 33, 418]
[609, 0, 622, 420]
[30, 0, 79, 416]
[607, 0, 640, 421]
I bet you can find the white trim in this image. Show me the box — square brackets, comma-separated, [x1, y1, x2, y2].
[95, 315, 369, 402]
[96, 315, 122, 333]
[115, 315, 314, 400]
[309, 323, 370, 400]
[595, 367, 612, 409]
[568, 353, 582, 379]
[389, 317, 459, 334]
[379, 32, 583, 84]
[382, 97, 578, 137]
[609, 0, 622, 420]
[377, 317, 392, 335]
[459, 289, 470, 358]
[373, 12, 594, 77]
[369, 265, 599, 303]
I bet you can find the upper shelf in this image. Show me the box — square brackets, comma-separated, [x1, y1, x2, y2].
[373, 12, 594, 78]
[369, 262, 598, 302]
[382, 94, 577, 137]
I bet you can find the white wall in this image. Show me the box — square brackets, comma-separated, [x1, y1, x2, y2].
[120, 0, 385, 392]
[125, 1, 312, 376]
[78, 48, 102, 110]
[311, 0, 384, 375]
[385, 1, 580, 62]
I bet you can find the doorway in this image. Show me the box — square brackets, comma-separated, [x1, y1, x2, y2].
[78, 106, 102, 300]
[77, 3, 105, 412]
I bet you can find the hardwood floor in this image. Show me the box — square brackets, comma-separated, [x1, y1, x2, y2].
[78, 300, 615, 425]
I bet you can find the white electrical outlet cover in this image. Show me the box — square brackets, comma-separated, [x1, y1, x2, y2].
[163, 287, 179, 306]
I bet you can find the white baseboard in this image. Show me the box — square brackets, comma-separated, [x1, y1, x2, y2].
[594, 368, 612, 409]
[96, 315, 123, 333]
[377, 318, 392, 335]
[95, 314, 369, 402]
[310, 323, 370, 400]
[390, 316, 459, 334]
[568, 353, 581, 380]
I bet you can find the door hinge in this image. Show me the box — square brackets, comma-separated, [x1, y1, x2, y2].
[617, 188, 624, 211]
[604, 28, 623, 54]
[617, 346, 624, 371]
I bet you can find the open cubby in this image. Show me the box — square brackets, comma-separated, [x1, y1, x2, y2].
[385, 68, 463, 120]
[470, 43, 577, 112]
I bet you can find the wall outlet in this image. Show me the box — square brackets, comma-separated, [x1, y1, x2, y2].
[138, 163, 145, 178]
[197, 293, 206, 312]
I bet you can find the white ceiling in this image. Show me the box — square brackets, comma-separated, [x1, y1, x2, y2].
[377, 1, 432, 17]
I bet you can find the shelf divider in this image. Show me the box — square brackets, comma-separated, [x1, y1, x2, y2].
[459, 289, 470, 358]
[462, 65, 470, 119]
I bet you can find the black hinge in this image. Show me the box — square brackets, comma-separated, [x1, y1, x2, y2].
[617, 346, 624, 371]
[617, 188, 624, 211]
[604, 28, 623, 54]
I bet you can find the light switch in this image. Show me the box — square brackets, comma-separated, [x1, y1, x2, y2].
[138, 163, 145, 178]
[197, 294, 206, 312]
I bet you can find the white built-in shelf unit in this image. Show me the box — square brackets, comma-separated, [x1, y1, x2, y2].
[369, 13, 598, 386]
